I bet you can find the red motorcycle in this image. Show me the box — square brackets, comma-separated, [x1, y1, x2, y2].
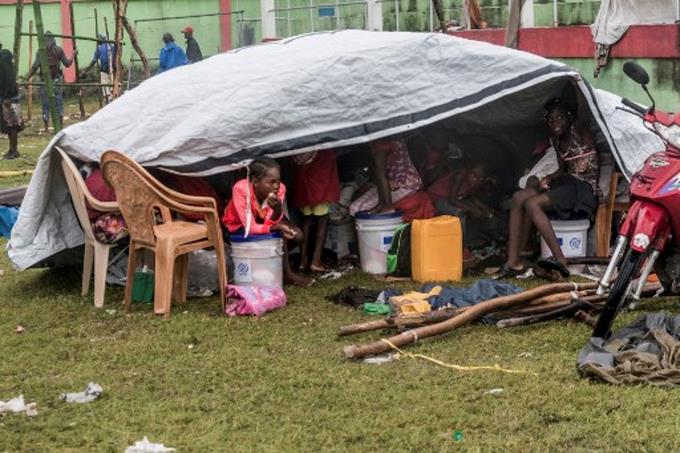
[593, 61, 680, 339]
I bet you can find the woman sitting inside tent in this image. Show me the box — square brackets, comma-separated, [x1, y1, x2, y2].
[349, 136, 434, 221]
[222, 157, 309, 286]
[497, 97, 600, 279]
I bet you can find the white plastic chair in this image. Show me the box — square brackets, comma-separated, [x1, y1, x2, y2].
[57, 146, 119, 308]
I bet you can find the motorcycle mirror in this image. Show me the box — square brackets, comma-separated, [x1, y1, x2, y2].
[623, 61, 650, 86]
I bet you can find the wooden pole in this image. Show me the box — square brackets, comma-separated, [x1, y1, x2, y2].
[94, 7, 103, 108]
[27, 20, 33, 121]
[431, 0, 447, 32]
[69, 1, 86, 119]
[343, 282, 598, 359]
[104, 16, 113, 103]
[20, 32, 119, 45]
[122, 16, 150, 79]
[13, 0, 24, 79]
[32, 0, 60, 132]
[338, 307, 467, 337]
[111, 0, 128, 99]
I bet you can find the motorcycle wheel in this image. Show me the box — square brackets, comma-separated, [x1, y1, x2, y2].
[592, 250, 643, 339]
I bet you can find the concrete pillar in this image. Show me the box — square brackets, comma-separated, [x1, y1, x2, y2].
[520, 0, 534, 28]
[60, 0, 75, 82]
[366, 0, 383, 31]
[260, 0, 277, 39]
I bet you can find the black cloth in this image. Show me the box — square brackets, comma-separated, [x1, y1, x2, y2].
[546, 175, 597, 220]
[186, 37, 203, 63]
[327, 286, 381, 308]
[0, 49, 18, 99]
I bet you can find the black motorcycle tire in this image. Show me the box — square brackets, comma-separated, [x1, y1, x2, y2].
[592, 250, 644, 339]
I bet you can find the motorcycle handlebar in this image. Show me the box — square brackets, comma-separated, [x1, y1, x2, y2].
[621, 98, 647, 115]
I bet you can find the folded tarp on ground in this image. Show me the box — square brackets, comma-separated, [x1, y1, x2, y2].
[579, 311, 680, 386]
[8, 30, 664, 270]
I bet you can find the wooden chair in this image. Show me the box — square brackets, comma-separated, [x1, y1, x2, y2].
[100, 150, 226, 317]
[56, 146, 119, 308]
[595, 171, 628, 257]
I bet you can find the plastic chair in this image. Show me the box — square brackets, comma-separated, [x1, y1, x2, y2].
[56, 146, 119, 308]
[100, 150, 227, 317]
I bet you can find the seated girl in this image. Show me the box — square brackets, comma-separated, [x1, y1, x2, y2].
[349, 136, 434, 221]
[222, 157, 309, 286]
[497, 97, 600, 279]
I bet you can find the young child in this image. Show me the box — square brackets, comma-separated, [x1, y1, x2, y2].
[223, 158, 309, 286]
[291, 150, 340, 272]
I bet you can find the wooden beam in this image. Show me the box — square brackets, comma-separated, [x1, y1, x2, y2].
[12, 0, 23, 79]
[32, 0, 60, 132]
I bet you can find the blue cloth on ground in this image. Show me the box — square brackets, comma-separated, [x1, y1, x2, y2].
[0, 206, 19, 238]
[422, 279, 523, 324]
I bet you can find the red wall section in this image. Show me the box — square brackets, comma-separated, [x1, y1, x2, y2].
[219, 0, 233, 51]
[450, 24, 680, 59]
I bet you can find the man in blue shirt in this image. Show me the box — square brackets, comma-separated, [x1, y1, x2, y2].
[80, 35, 115, 103]
[158, 33, 188, 72]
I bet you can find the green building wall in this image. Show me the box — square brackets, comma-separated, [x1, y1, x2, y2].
[0, 0, 676, 110]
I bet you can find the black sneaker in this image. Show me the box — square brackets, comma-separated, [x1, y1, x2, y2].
[2, 149, 19, 160]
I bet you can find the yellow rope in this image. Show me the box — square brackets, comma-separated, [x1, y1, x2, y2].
[380, 339, 537, 376]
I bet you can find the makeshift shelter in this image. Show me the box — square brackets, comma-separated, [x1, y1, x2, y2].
[8, 30, 664, 270]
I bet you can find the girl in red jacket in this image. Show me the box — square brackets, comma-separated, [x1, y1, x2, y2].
[223, 158, 309, 286]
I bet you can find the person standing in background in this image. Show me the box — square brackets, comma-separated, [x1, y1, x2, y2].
[79, 34, 115, 104]
[158, 33, 188, 73]
[0, 47, 25, 160]
[181, 26, 203, 64]
[26, 31, 76, 131]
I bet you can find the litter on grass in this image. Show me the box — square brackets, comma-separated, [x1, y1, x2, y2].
[485, 388, 504, 395]
[363, 353, 397, 364]
[60, 383, 103, 404]
[15, 325, 24, 334]
[125, 437, 175, 453]
[0, 395, 38, 417]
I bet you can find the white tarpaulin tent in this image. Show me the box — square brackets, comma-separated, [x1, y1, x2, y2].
[8, 30, 664, 270]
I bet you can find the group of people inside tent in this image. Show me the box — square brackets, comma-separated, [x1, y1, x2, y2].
[82, 94, 600, 285]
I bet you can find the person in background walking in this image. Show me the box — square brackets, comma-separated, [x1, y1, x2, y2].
[158, 33, 188, 73]
[181, 26, 203, 64]
[0, 47, 25, 160]
[26, 31, 76, 132]
[79, 34, 115, 104]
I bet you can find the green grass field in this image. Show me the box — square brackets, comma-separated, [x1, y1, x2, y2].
[2, 96, 680, 452]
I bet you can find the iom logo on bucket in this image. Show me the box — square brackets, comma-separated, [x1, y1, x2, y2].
[569, 237, 581, 250]
[235, 259, 253, 282]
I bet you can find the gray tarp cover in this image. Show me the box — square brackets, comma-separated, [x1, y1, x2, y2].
[579, 312, 680, 386]
[8, 30, 664, 270]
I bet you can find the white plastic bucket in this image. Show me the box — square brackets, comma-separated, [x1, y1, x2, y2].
[540, 219, 590, 259]
[355, 211, 403, 274]
[230, 233, 284, 287]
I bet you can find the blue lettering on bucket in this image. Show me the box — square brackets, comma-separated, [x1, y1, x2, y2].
[557, 238, 563, 247]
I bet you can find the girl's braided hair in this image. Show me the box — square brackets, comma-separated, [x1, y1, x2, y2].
[248, 157, 280, 180]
